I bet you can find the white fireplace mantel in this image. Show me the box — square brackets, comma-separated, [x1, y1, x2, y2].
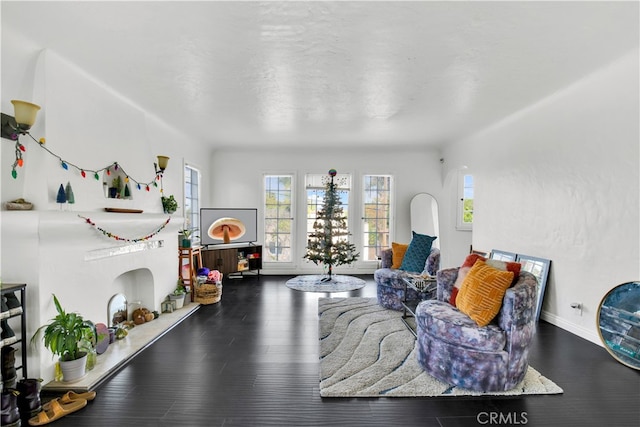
[1, 209, 182, 383]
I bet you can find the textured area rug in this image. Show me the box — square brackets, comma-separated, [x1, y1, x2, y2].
[286, 275, 366, 293]
[318, 297, 564, 397]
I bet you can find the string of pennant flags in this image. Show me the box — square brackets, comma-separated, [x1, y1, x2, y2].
[78, 215, 171, 242]
[10, 133, 163, 193]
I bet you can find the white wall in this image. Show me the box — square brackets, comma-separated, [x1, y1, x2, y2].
[1, 48, 208, 214]
[208, 147, 461, 274]
[1, 30, 210, 381]
[441, 49, 640, 344]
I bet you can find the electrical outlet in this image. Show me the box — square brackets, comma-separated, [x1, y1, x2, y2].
[570, 302, 583, 316]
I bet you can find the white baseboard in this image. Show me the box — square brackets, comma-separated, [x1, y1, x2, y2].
[540, 310, 602, 347]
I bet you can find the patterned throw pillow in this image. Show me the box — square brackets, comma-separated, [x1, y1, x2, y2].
[456, 259, 515, 327]
[399, 231, 437, 273]
[391, 242, 409, 269]
[450, 253, 521, 307]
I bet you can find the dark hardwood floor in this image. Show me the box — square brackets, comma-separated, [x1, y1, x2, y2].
[44, 275, 639, 427]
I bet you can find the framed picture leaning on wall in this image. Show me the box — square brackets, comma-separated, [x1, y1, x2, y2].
[516, 254, 551, 322]
[489, 249, 517, 262]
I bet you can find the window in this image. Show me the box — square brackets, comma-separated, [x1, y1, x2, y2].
[184, 165, 201, 242]
[458, 173, 474, 230]
[362, 175, 392, 261]
[264, 175, 293, 262]
[305, 173, 352, 245]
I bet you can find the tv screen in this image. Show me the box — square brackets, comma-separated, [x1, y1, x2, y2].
[200, 208, 258, 246]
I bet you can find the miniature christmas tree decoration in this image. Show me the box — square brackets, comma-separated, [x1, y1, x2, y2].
[56, 184, 67, 204]
[65, 182, 75, 204]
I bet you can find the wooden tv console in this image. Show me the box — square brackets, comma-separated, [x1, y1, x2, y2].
[201, 244, 262, 277]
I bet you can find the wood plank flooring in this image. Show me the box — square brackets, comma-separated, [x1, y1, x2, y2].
[43, 275, 639, 427]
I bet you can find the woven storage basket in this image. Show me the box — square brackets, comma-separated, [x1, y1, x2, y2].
[195, 282, 222, 305]
[6, 202, 33, 210]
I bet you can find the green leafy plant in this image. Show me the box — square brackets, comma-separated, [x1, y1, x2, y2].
[161, 195, 178, 214]
[31, 294, 94, 362]
[111, 176, 122, 191]
[173, 278, 186, 296]
[179, 227, 198, 240]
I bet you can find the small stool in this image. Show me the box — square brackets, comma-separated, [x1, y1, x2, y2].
[178, 246, 203, 302]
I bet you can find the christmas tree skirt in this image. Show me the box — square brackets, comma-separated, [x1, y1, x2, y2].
[286, 275, 366, 293]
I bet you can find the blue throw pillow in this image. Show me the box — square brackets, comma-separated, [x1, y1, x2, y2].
[399, 231, 437, 273]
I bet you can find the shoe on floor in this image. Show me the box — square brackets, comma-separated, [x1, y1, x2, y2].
[41, 390, 95, 411]
[28, 398, 87, 426]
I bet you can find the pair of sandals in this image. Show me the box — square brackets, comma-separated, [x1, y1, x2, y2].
[28, 391, 96, 426]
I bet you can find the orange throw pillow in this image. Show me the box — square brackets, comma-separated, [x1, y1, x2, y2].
[451, 253, 521, 307]
[456, 259, 514, 327]
[391, 242, 409, 269]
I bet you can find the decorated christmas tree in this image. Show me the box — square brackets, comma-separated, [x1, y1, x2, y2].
[304, 169, 359, 279]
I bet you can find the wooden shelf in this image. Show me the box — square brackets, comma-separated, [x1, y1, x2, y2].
[202, 245, 262, 277]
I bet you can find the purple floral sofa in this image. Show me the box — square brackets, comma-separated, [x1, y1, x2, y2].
[415, 267, 538, 392]
[375, 247, 440, 311]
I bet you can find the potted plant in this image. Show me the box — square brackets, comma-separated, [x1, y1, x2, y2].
[168, 279, 186, 309]
[109, 176, 122, 199]
[161, 195, 178, 214]
[179, 227, 198, 248]
[31, 294, 95, 382]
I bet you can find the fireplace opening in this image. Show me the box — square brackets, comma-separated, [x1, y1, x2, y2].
[111, 268, 154, 320]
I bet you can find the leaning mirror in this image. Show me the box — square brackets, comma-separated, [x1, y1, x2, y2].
[490, 249, 517, 262]
[410, 193, 439, 247]
[597, 281, 640, 370]
[515, 254, 551, 322]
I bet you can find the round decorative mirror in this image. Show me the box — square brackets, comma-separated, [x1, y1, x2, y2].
[597, 281, 640, 370]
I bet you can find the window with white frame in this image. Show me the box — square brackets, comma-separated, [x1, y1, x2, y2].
[362, 175, 392, 261]
[264, 175, 293, 262]
[184, 165, 201, 242]
[457, 173, 474, 230]
[305, 172, 352, 248]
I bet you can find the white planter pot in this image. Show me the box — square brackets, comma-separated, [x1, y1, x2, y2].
[169, 294, 185, 309]
[60, 353, 88, 382]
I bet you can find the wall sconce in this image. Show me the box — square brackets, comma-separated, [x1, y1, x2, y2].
[156, 155, 170, 173]
[1, 100, 41, 140]
[154, 155, 169, 193]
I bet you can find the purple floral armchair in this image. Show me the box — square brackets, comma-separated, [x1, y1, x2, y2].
[375, 247, 440, 311]
[415, 267, 538, 391]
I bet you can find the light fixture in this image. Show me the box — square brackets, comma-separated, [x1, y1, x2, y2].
[156, 155, 170, 172]
[1, 100, 41, 140]
[154, 155, 170, 193]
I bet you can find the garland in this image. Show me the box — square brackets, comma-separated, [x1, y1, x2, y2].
[10, 133, 163, 192]
[79, 215, 171, 242]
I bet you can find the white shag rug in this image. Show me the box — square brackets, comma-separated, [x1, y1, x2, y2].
[286, 275, 366, 293]
[318, 297, 564, 397]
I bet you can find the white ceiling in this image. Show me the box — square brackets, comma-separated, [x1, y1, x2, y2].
[2, 1, 638, 150]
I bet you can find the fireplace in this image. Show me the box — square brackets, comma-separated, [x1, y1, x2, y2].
[0, 210, 184, 385]
[112, 268, 154, 317]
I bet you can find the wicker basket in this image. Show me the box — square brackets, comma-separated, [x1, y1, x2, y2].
[195, 282, 222, 305]
[6, 202, 33, 210]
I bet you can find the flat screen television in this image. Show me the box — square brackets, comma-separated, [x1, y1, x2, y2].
[200, 208, 258, 246]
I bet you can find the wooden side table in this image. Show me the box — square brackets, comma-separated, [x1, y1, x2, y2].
[178, 246, 203, 302]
